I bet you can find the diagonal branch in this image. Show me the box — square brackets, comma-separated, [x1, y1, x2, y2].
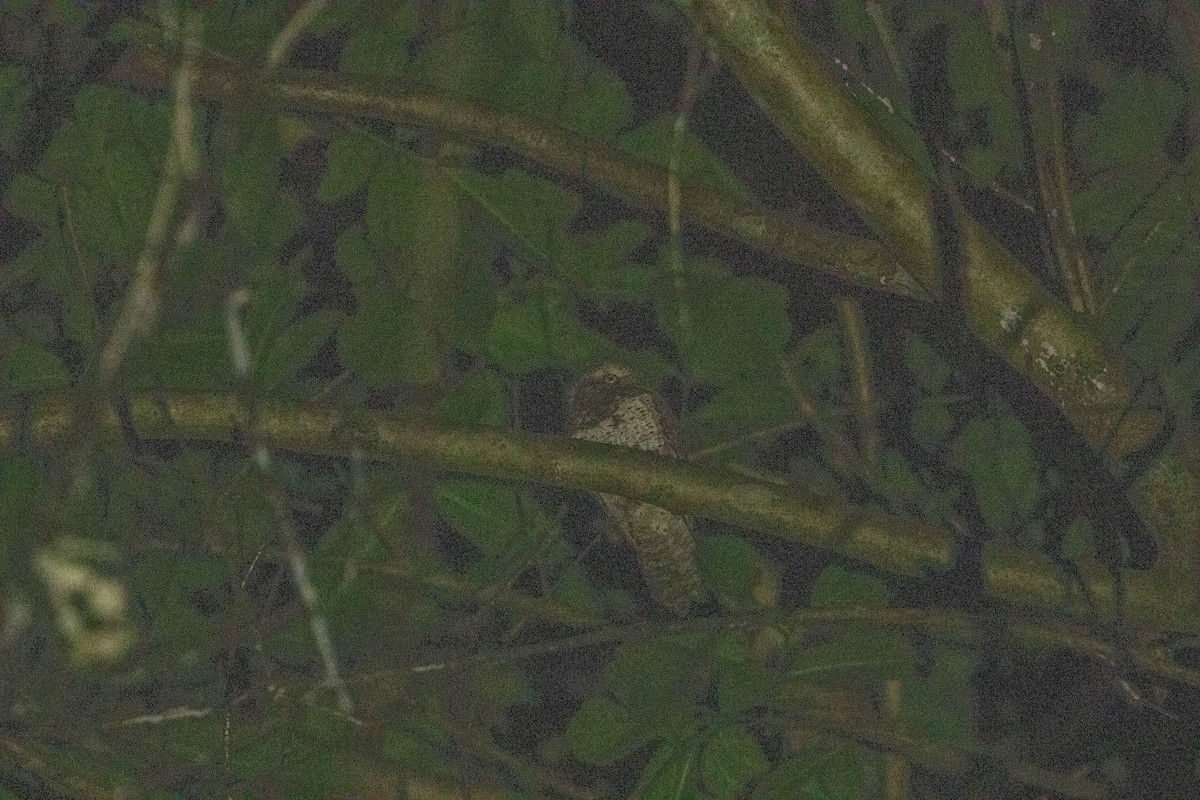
[102, 38, 926, 301]
[681, 0, 1200, 589]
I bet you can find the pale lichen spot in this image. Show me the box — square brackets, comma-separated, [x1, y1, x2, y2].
[1000, 306, 1021, 332]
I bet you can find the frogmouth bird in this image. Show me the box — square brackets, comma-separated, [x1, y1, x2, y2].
[568, 363, 706, 615]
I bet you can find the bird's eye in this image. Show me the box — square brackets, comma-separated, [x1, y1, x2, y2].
[604, 374, 618, 384]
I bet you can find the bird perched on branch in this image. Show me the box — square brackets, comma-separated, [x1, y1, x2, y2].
[568, 363, 706, 615]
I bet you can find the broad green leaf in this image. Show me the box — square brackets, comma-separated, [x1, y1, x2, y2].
[240, 271, 307, 353]
[809, 564, 891, 609]
[952, 408, 1040, 536]
[714, 644, 774, 714]
[365, 151, 425, 250]
[905, 333, 952, 392]
[337, 290, 419, 387]
[456, 168, 580, 267]
[664, 274, 790, 383]
[412, 1, 562, 102]
[436, 370, 508, 426]
[561, 57, 633, 136]
[339, 4, 418, 78]
[619, 116, 748, 201]
[129, 552, 230, 646]
[633, 741, 700, 800]
[220, 117, 301, 255]
[449, 241, 499, 352]
[564, 219, 651, 302]
[698, 534, 778, 610]
[484, 281, 605, 374]
[257, 310, 342, 393]
[434, 479, 523, 558]
[0, 456, 44, 574]
[551, 561, 605, 617]
[1074, 70, 1183, 173]
[1, 342, 70, 392]
[494, 50, 566, 119]
[380, 718, 456, 776]
[604, 640, 700, 726]
[901, 642, 976, 743]
[4, 173, 58, 231]
[316, 129, 380, 202]
[701, 724, 769, 800]
[912, 400, 955, 451]
[0, 64, 32, 155]
[126, 314, 232, 390]
[205, 1, 288, 61]
[335, 227, 432, 386]
[684, 376, 793, 453]
[751, 749, 867, 800]
[566, 693, 639, 764]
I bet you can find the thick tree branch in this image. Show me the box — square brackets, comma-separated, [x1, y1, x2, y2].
[99, 38, 925, 301]
[682, 0, 1200, 589]
[6, 389, 1197, 637]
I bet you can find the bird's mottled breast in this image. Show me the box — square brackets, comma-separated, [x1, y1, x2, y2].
[568, 364, 678, 456]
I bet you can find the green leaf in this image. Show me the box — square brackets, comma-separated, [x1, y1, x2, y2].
[1, 342, 70, 392]
[336, 284, 415, 388]
[664, 274, 790, 383]
[604, 641, 700, 726]
[809, 564, 891, 609]
[714, 644, 774, 714]
[952, 408, 1040, 536]
[751, 749, 867, 800]
[701, 724, 769, 800]
[220, 117, 301, 256]
[335, 227, 434, 386]
[434, 479, 523, 558]
[316, 129, 380, 202]
[412, 1, 562, 102]
[633, 741, 701, 800]
[564, 219, 652, 303]
[436, 370, 509, 426]
[619, 116, 748, 201]
[901, 641, 977, 743]
[1059, 516, 1096, 564]
[339, 4, 419, 78]
[566, 693, 639, 764]
[905, 333, 951, 392]
[0, 456, 45, 573]
[685, 376, 793, 453]
[126, 314, 232, 391]
[494, 51, 566, 119]
[561, 59, 633, 136]
[4, 173, 58, 231]
[257, 310, 342, 393]
[484, 281, 605, 374]
[456, 168, 580, 267]
[698, 534, 778, 610]
[129, 552, 231, 647]
[1074, 70, 1183, 172]
[551, 561, 605, 617]
[35, 86, 169, 261]
[0, 65, 32, 155]
[366, 153, 425, 250]
[911, 400, 955, 451]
